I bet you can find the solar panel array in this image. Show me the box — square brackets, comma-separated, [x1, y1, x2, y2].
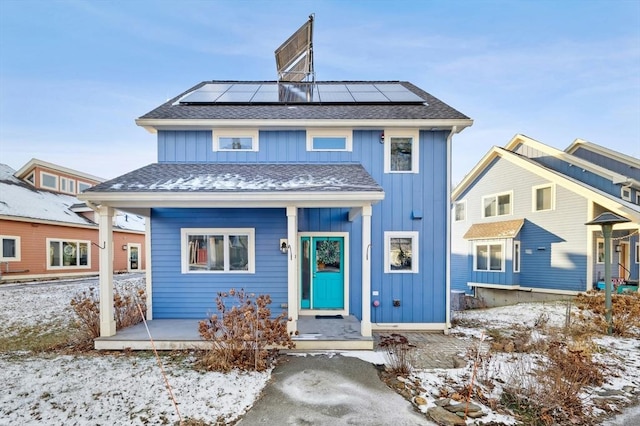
[178, 82, 426, 104]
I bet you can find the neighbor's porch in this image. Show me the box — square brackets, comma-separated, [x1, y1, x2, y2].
[94, 315, 373, 351]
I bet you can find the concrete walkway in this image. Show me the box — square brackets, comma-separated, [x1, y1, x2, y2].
[237, 354, 435, 426]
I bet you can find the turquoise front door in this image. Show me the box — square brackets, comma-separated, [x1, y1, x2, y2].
[300, 237, 345, 310]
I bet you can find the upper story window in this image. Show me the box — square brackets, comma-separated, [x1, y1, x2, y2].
[213, 129, 259, 152]
[482, 191, 512, 218]
[533, 184, 554, 212]
[181, 228, 255, 273]
[384, 231, 419, 273]
[78, 181, 92, 192]
[306, 129, 352, 151]
[384, 129, 420, 173]
[621, 187, 631, 201]
[40, 172, 58, 191]
[60, 177, 76, 194]
[454, 201, 466, 222]
[474, 241, 504, 272]
[1, 235, 21, 261]
[48, 239, 90, 269]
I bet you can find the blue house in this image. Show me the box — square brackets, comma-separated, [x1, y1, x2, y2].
[451, 134, 640, 307]
[80, 80, 472, 349]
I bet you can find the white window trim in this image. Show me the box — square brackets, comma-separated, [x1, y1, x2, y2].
[532, 183, 555, 212]
[46, 238, 91, 269]
[181, 228, 255, 274]
[513, 241, 520, 273]
[0, 235, 21, 261]
[212, 129, 259, 152]
[306, 128, 352, 152]
[481, 191, 513, 218]
[40, 171, 58, 191]
[454, 200, 466, 222]
[78, 181, 92, 192]
[473, 241, 505, 272]
[60, 176, 76, 195]
[384, 231, 419, 273]
[383, 129, 420, 174]
[621, 186, 631, 201]
[596, 238, 613, 264]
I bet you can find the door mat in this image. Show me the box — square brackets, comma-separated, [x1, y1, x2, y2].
[315, 315, 343, 319]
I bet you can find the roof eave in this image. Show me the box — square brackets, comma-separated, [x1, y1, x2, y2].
[78, 190, 385, 208]
[135, 118, 474, 134]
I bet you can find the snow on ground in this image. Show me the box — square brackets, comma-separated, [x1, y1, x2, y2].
[1, 276, 638, 425]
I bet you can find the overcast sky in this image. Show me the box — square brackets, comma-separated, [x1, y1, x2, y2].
[1, 0, 638, 185]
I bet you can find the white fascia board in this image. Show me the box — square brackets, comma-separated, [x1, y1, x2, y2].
[135, 118, 474, 134]
[13, 158, 105, 182]
[79, 191, 385, 209]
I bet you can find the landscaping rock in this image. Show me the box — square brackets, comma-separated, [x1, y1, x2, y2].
[427, 406, 466, 426]
[414, 396, 427, 406]
[444, 402, 483, 413]
[434, 398, 451, 407]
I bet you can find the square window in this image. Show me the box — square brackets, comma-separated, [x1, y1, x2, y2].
[384, 130, 419, 173]
[454, 201, 466, 222]
[182, 228, 255, 273]
[533, 184, 554, 211]
[474, 242, 504, 271]
[213, 129, 259, 152]
[384, 231, 419, 273]
[0, 235, 20, 261]
[482, 192, 512, 218]
[621, 187, 631, 201]
[40, 172, 58, 190]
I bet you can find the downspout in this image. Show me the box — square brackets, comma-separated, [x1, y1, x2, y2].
[445, 126, 458, 334]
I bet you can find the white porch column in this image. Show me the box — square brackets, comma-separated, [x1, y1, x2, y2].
[145, 216, 153, 320]
[98, 206, 116, 337]
[286, 206, 298, 334]
[361, 204, 372, 336]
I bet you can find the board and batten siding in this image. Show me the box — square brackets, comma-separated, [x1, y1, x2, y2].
[452, 156, 589, 293]
[571, 146, 640, 181]
[150, 208, 288, 319]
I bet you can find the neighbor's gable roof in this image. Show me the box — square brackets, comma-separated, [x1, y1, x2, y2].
[451, 139, 640, 222]
[135, 80, 473, 133]
[79, 163, 385, 209]
[13, 158, 105, 183]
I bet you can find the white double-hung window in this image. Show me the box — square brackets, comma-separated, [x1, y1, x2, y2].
[384, 129, 420, 173]
[482, 191, 512, 218]
[474, 241, 504, 272]
[182, 228, 255, 273]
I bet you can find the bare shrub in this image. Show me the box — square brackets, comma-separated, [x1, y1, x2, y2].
[574, 291, 640, 337]
[378, 333, 416, 375]
[70, 285, 147, 348]
[197, 289, 295, 372]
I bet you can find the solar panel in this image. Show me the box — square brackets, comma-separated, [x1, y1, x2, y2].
[178, 82, 426, 104]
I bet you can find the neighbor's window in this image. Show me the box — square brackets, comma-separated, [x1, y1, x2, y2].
[60, 177, 76, 194]
[621, 187, 631, 201]
[40, 172, 58, 190]
[307, 129, 352, 151]
[78, 181, 92, 192]
[513, 241, 521, 273]
[182, 228, 255, 273]
[533, 184, 554, 211]
[48, 239, 90, 268]
[384, 231, 419, 273]
[474, 242, 504, 271]
[0, 235, 20, 261]
[454, 201, 466, 222]
[482, 192, 512, 218]
[213, 129, 259, 152]
[384, 130, 420, 173]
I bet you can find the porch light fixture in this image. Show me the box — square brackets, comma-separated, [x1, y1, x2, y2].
[615, 244, 621, 253]
[585, 212, 631, 335]
[280, 239, 289, 253]
[379, 132, 385, 144]
[122, 245, 128, 251]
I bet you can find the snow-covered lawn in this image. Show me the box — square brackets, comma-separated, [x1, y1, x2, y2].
[1, 275, 638, 425]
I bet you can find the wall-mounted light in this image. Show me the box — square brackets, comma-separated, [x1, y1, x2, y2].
[280, 239, 289, 253]
[379, 132, 385, 144]
[122, 244, 128, 251]
[615, 244, 622, 253]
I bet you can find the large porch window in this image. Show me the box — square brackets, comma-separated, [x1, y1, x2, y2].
[47, 239, 90, 269]
[181, 228, 255, 273]
[474, 241, 504, 271]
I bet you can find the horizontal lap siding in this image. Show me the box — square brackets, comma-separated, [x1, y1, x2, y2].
[151, 208, 287, 319]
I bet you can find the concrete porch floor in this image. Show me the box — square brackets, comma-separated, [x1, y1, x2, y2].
[94, 315, 373, 351]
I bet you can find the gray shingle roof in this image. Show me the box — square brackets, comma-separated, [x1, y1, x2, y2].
[86, 163, 383, 193]
[138, 81, 470, 121]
